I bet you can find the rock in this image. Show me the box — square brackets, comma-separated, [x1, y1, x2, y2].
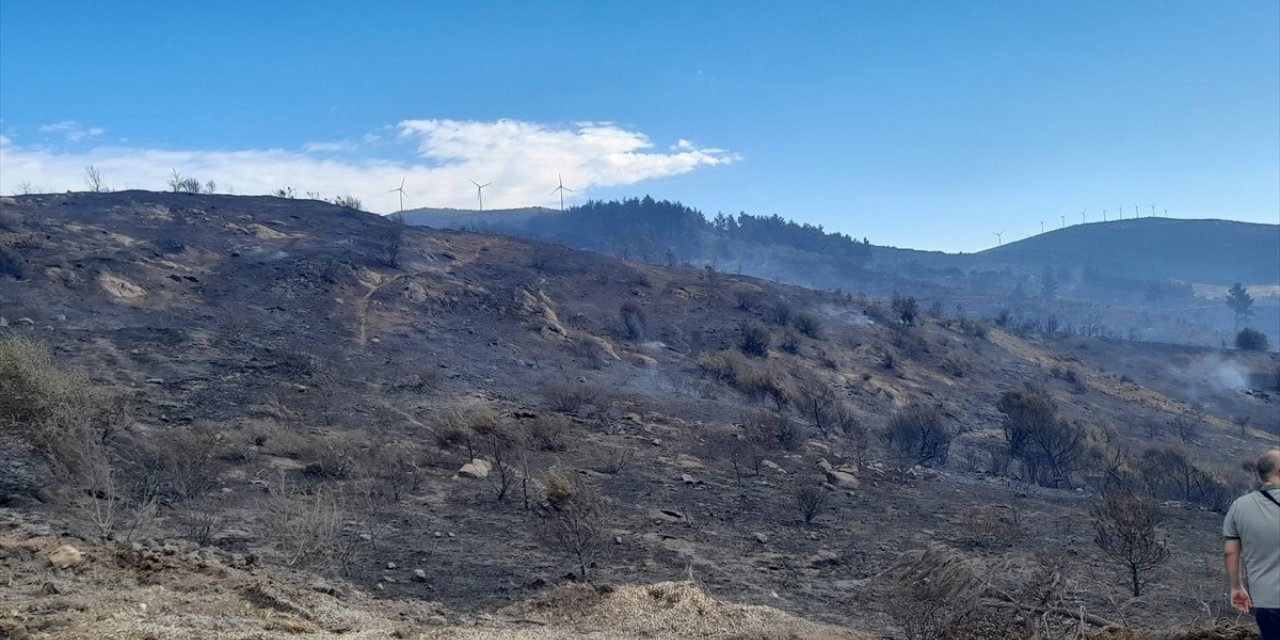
[434, 531, 443, 538]
[761, 460, 786, 474]
[145, 378, 165, 385]
[48, 544, 83, 569]
[456, 459, 492, 479]
[818, 459, 859, 490]
[650, 438, 663, 447]
[413, 569, 428, 582]
[753, 532, 769, 544]
[673, 454, 706, 470]
[906, 465, 938, 481]
[680, 474, 700, 485]
[16, 317, 34, 326]
[386, 561, 397, 570]
[425, 615, 447, 627]
[0, 317, 7, 327]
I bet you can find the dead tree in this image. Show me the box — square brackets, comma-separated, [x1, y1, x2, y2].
[539, 472, 606, 582]
[1092, 495, 1170, 597]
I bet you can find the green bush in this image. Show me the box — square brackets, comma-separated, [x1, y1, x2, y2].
[1236, 328, 1269, 351]
[0, 335, 120, 479]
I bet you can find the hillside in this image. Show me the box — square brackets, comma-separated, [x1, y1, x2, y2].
[399, 206, 554, 231]
[405, 200, 1280, 349]
[1, 191, 1278, 638]
[974, 218, 1278, 286]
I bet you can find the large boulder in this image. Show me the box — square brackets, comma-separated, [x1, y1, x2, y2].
[456, 459, 492, 479]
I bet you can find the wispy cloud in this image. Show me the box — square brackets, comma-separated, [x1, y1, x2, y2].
[37, 120, 104, 143]
[0, 119, 738, 212]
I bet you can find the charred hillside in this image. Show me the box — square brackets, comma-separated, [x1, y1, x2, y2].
[1, 191, 1278, 637]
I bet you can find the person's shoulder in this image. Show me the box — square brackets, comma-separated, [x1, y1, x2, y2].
[1226, 492, 1255, 513]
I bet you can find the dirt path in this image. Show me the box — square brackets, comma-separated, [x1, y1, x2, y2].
[356, 273, 411, 346]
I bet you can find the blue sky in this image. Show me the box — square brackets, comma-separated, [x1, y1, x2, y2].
[1, 1, 1277, 252]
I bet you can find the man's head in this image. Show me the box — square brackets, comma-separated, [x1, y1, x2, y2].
[1257, 449, 1280, 483]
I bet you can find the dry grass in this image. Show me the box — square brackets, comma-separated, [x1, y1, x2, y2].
[0, 522, 869, 640]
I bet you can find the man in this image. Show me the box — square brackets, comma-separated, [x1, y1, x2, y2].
[1225, 448, 1280, 639]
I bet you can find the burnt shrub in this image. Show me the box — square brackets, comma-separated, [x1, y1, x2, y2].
[794, 477, 829, 525]
[766, 301, 793, 326]
[739, 320, 771, 357]
[882, 404, 952, 467]
[544, 383, 602, 414]
[733, 287, 762, 311]
[778, 328, 801, 354]
[743, 409, 803, 452]
[0, 247, 25, 279]
[736, 368, 791, 410]
[997, 387, 1085, 488]
[527, 414, 571, 452]
[793, 312, 823, 338]
[891, 293, 919, 327]
[619, 302, 648, 342]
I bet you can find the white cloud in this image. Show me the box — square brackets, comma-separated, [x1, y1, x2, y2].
[37, 120, 104, 143]
[0, 119, 737, 212]
[302, 139, 359, 153]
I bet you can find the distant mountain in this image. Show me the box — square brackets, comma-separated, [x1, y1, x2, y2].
[980, 218, 1279, 285]
[875, 218, 1279, 286]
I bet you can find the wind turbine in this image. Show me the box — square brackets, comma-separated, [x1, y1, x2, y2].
[1059, 214, 1066, 228]
[993, 231, 1004, 246]
[551, 173, 573, 211]
[1102, 208, 1108, 222]
[389, 177, 408, 214]
[1080, 209, 1087, 224]
[471, 180, 492, 212]
[1039, 220, 1046, 233]
[1164, 208, 1168, 218]
[1150, 204, 1156, 217]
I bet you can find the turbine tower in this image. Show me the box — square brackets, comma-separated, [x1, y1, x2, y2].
[1039, 220, 1046, 233]
[1150, 204, 1156, 217]
[471, 180, 492, 212]
[993, 231, 1004, 246]
[1102, 208, 1108, 222]
[1059, 214, 1066, 228]
[388, 177, 408, 214]
[551, 173, 573, 211]
[1080, 209, 1087, 224]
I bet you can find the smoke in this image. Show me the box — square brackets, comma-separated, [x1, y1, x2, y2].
[1173, 355, 1249, 400]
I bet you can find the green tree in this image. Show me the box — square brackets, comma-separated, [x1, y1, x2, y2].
[1225, 283, 1253, 331]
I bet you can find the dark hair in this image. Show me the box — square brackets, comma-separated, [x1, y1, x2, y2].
[1257, 449, 1280, 481]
